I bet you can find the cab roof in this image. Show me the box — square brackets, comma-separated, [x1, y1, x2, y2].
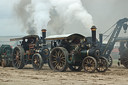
[10, 35, 39, 41]
[46, 33, 85, 40]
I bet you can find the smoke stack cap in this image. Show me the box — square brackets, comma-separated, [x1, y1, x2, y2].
[42, 29, 46, 32]
[91, 26, 97, 31]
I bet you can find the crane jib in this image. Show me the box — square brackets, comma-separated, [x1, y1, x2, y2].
[102, 18, 128, 56]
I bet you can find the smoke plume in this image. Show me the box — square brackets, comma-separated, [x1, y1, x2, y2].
[14, 0, 51, 35]
[48, 0, 93, 35]
[14, 0, 36, 35]
[14, 0, 93, 35]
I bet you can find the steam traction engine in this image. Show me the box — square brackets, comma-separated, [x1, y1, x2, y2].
[0, 45, 13, 67]
[10, 29, 50, 70]
[47, 26, 108, 73]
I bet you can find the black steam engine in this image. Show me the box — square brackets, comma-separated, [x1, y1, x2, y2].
[47, 26, 108, 73]
[46, 18, 128, 73]
[10, 29, 50, 70]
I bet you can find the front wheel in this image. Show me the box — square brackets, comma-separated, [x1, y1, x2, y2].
[32, 53, 43, 70]
[96, 57, 108, 72]
[82, 56, 97, 73]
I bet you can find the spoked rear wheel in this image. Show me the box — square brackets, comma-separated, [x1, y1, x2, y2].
[49, 47, 68, 72]
[96, 57, 108, 72]
[32, 53, 43, 70]
[82, 56, 97, 73]
[68, 65, 82, 71]
[12, 46, 25, 69]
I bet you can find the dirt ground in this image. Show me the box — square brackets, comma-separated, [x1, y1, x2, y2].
[0, 64, 128, 85]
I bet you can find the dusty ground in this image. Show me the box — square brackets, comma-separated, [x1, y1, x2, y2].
[0, 64, 128, 85]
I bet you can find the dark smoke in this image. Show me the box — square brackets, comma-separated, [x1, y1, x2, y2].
[14, 0, 37, 35]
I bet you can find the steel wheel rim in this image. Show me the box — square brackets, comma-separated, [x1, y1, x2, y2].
[51, 49, 66, 70]
[33, 55, 40, 69]
[13, 48, 21, 68]
[83, 57, 97, 73]
[97, 57, 108, 72]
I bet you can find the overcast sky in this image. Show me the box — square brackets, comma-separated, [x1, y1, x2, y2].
[0, 0, 128, 37]
[0, 0, 26, 36]
[82, 0, 128, 35]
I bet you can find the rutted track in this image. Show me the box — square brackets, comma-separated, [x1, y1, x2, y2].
[0, 65, 128, 85]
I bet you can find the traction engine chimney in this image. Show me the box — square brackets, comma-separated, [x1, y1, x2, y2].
[41, 29, 46, 45]
[91, 26, 97, 46]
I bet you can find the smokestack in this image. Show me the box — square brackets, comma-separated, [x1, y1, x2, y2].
[91, 26, 97, 46]
[99, 33, 103, 45]
[42, 29, 46, 45]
